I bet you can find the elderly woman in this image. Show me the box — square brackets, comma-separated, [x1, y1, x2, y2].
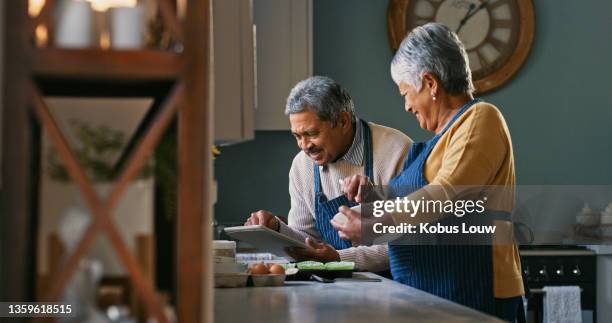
[332, 23, 524, 321]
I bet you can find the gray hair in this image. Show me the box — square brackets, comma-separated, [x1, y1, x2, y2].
[391, 23, 474, 95]
[285, 76, 356, 126]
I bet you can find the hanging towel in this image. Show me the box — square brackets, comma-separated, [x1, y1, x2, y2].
[542, 286, 582, 323]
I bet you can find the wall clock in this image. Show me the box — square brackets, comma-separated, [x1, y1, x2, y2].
[388, 0, 535, 93]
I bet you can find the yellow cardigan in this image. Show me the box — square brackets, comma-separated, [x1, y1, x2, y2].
[423, 101, 524, 298]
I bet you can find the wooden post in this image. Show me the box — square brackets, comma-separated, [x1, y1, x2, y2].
[0, 0, 36, 304]
[178, 0, 213, 322]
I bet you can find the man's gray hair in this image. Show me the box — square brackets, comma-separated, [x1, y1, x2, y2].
[285, 76, 355, 126]
[391, 23, 474, 95]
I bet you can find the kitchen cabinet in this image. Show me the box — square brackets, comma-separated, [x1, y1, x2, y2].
[254, 0, 312, 130]
[213, 0, 313, 142]
[213, 0, 255, 143]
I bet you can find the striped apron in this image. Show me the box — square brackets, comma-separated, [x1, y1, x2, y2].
[313, 119, 373, 250]
[387, 99, 497, 315]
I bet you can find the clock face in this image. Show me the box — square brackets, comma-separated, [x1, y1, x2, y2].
[388, 0, 535, 93]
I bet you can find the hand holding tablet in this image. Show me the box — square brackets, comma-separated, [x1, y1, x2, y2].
[224, 225, 308, 260]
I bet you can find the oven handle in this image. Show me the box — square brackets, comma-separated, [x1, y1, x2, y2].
[529, 288, 583, 294]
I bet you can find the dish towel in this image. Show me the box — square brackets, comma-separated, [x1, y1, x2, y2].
[542, 286, 582, 323]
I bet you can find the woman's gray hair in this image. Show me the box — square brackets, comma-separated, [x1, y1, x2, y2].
[285, 76, 355, 126]
[391, 23, 474, 95]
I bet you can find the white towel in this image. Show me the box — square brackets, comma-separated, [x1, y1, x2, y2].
[542, 286, 582, 323]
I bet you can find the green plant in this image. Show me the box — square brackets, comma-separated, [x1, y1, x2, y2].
[46, 120, 153, 182]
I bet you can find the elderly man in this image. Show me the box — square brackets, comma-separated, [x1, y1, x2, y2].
[244, 76, 411, 272]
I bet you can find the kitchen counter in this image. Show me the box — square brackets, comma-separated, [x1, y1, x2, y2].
[586, 245, 612, 255]
[214, 273, 502, 322]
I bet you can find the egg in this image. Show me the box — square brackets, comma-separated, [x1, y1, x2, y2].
[250, 262, 269, 275]
[269, 264, 285, 275]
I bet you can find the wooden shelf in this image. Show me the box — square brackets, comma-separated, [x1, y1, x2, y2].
[2, 1, 213, 322]
[31, 48, 182, 97]
[31, 48, 183, 82]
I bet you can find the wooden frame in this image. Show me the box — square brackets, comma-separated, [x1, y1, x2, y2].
[387, 0, 535, 94]
[1, 0, 35, 303]
[1, 0, 212, 322]
[30, 81, 180, 323]
[179, 0, 213, 321]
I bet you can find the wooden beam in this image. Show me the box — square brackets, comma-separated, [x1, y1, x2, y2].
[29, 83, 101, 209]
[45, 220, 103, 302]
[31, 48, 182, 81]
[106, 82, 182, 211]
[104, 218, 168, 323]
[158, 0, 184, 45]
[113, 96, 167, 174]
[0, 0, 36, 303]
[178, 0, 212, 322]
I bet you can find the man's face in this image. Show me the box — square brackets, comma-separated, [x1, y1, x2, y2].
[289, 110, 350, 166]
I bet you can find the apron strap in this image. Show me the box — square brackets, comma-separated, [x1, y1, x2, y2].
[485, 210, 513, 222]
[361, 119, 374, 180]
[313, 162, 322, 195]
[435, 98, 483, 139]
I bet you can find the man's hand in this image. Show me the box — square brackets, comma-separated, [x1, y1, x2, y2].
[340, 174, 371, 203]
[244, 210, 280, 231]
[330, 205, 363, 245]
[285, 237, 341, 263]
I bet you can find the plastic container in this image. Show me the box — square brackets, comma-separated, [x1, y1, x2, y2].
[213, 240, 236, 263]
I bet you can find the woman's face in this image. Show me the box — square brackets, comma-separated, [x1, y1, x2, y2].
[398, 81, 436, 132]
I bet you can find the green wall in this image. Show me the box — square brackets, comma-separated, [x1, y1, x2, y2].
[214, 132, 297, 224]
[214, 0, 612, 223]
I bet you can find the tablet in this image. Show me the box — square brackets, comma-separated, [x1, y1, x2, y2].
[223, 225, 308, 260]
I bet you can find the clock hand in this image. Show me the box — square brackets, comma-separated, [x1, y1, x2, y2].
[456, 3, 476, 33]
[456, 0, 490, 34]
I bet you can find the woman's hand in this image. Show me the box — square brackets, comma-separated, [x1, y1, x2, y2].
[340, 174, 372, 203]
[330, 205, 363, 245]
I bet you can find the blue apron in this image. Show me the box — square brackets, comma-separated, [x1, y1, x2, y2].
[387, 99, 496, 315]
[313, 119, 373, 250]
